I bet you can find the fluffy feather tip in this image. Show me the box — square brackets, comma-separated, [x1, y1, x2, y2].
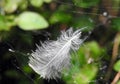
[28, 28, 86, 79]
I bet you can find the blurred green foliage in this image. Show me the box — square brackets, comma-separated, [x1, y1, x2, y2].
[49, 11, 72, 24]
[71, 15, 95, 31]
[1, 0, 120, 84]
[117, 81, 120, 84]
[111, 18, 120, 31]
[114, 60, 120, 72]
[62, 41, 103, 84]
[73, 0, 100, 8]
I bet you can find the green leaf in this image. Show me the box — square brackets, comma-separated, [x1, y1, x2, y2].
[114, 60, 120, 72]
[62, 65, 80, 84]
[76, 47, 87, 66]
[0, 15, 9, 31]
[44, 0, 52, 3]
[77, 41, 102, 64]
[49, 11, 72, 24]
[22, 65, 32, 73]
[0, 15, 15, 31]
[117, 80, 120, 84]
[19, 0, 28, 10]
[71, 15, 95, 31]
[86, 41, 101, 59]
[16, 11, 49, 30]
[63, 64, 98, 84]
[73, 0, 100, 8]
[74, 64, 98, 84]
[111, 18, 120, 31]
[3, 0, 22, 13]
[30, 0, 44, 7]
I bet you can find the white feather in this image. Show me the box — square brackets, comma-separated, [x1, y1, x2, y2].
[28, 28, 85, 79]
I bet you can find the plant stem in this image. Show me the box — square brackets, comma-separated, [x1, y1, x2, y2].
[104, 32, 120, 81]
[111, 72, 120, 84]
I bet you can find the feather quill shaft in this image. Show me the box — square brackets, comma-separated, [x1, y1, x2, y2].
[28, 28, 85, 79]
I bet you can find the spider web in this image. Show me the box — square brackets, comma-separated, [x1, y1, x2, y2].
[8, 0, 120, 84]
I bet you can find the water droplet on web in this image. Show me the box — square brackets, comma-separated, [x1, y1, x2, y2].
[103, 12, 108, 17]
[8, 49, 15, 52]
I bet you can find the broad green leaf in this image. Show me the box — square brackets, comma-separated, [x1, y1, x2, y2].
[0, 15, 15, 31]
[71, 15, 95, 31]
[63, 64, 98, 84]
[86, 41, 101, 59]
[49, 11, 72, 24]
[16, 12, 49, 30]
[3, 0, 22, 13]
[19, 0, 28, 10]
[62, 65, 80, 84]
[117, 81, 120, 84]
[111, 18, 120, 31]
[73, 0, 100, 8]
[0, 15, 9, 31]
[77, 41, 102, 64]
[114, 60, 120, 72]
[30, 0, 44, 7]
[76, 47, 87, 67]
[22, 65, 32, 73]
[74, 64, 98, 84]
[44, 0, 52, 3]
